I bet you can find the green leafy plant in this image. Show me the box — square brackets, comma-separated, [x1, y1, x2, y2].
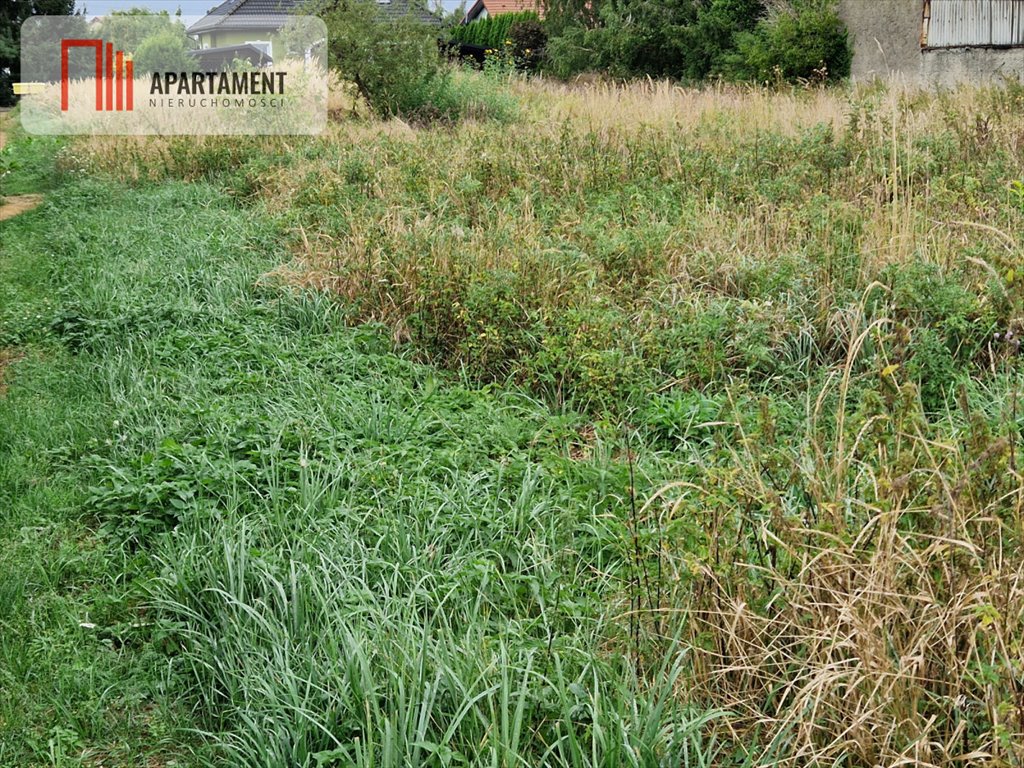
[723, 0, 852, 82]
[133, 29, 194, 74]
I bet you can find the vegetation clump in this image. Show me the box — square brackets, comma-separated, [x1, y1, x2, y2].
[542, 0, 850, 83]
[450, 10, 542, 51]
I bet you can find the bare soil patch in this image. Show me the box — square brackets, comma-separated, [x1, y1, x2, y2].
[0, 194, 43, 221]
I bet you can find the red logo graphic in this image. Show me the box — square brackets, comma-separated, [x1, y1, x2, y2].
[60, 39, 133, 112]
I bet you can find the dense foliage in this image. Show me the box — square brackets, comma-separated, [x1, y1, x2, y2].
[0, 0, 76, 105]
[451, 11, 542, 50]
[724, 0, 852, 81]
[544, 0, 851, 83]
[315, 0, 514, 121]
[95, 8, 189, 54]
[95, 10, 195, 75]
[315, 0, 442, 116]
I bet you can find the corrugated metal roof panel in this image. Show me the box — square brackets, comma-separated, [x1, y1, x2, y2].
[991, 0, 1023, 44]
[926, 0, 1024, 47]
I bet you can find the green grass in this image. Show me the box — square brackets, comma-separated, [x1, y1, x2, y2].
[1, 141, 725, 766]
[0, 182, 197, 763]
[2, 76, 1023, 767]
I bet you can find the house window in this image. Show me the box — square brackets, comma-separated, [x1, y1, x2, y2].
[922, 0, 1024, 48]
[245, 40, 273, 58]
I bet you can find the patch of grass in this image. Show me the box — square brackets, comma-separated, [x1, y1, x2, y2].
[2, 151, 727, 765]
[71, 79, 1023, 415]
[0, 111, 64, 196]
[0, 183, 198, 766]
[4, 75, 1023, 766]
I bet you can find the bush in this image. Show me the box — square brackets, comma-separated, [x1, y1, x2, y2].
[544, 0, 850, 84]
[134, 30, 194, 74]
[545, 0, 764, 81]
[684, 0, 764, 79]
[545, 2, 689, 80]
[545, 25, 604, 78]
[508, 18, 547, 63]
[316, 0, 516, 122]
[723, 0, 852, 82]
[451, 11, 541, 51]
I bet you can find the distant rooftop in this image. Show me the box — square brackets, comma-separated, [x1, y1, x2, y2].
[463, 0, 542, 23]
[187, 0, 441, 34]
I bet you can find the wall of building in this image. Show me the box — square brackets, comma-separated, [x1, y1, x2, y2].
[838, 0, 1023, 84]
[839, 0, 923, 79]
[920, 46, 1024, 85]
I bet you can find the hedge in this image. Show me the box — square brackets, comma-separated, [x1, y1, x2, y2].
[450, 11, 540, 51]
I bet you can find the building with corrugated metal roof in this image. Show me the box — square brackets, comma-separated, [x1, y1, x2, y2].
[840, 0, 1022, 84]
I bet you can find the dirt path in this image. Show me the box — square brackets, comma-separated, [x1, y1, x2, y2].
[0, 110, 45, 220]
[0, 194, 43, 221]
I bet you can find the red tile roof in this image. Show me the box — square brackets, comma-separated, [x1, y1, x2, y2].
[464, 0, 543, 22]
[482, 0, 542, 14]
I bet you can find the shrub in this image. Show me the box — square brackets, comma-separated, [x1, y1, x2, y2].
[684, 0, 764, 79]
[314, 0, 515, 123]
[508, 18, 547, 64]
[544, 0, 850, 83]
[451, 11, 541, 51]
[545, 0, 765, 81]
[545, 2, 694, 80]
[133, 30, 194, 74]
[723, 0, 852, 82]
[545, 25, 607, 78]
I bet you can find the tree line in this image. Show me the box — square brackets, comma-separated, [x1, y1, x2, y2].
[531, 0, 851, 83]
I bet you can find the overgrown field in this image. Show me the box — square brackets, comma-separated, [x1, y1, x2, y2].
[2, 75, 1023, 767]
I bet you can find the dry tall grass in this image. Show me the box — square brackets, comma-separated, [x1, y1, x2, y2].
[515, 76, 851, 137]
[20, 59, 328, 136]
[661, 374, 1024, 766]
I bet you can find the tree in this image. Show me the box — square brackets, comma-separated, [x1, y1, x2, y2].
[0, 0, 77, 106]
[313, 0, 442, 117]
[97, 9, 189, 56]
[134, 30, 194, 74]
[16, 8, 89, 91]
[95, 9, 194, 75]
